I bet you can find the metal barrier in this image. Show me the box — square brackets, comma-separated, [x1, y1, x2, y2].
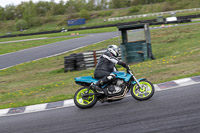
[108, 8, 200, 22]
[1, 8, 199, 39]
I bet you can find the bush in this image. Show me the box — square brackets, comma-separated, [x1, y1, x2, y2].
[67, 13, 80, 20]
[98, 10, 113, 17]
[29, 17, 42, 27]
[15, 19, 28, 31]
[161, 2, 174, 11]
[42, 16, 57, 23]
[128, 6, 141, 14]
[57, 17, 68, 26]
[80, 9, 90, 20]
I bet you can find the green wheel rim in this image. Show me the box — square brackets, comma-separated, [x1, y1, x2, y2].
[76, 88, 95, 105]
[133, 81, 153, 98]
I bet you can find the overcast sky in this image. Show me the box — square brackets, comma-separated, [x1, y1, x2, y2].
[0, 0, 68, 7]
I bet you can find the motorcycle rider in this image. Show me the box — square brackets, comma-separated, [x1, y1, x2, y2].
[92, 45, 127, 94]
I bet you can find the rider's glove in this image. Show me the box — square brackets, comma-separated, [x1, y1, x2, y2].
[118, 61, 127, 68]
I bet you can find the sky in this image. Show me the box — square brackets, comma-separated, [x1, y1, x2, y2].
[0, 0, 68, 7]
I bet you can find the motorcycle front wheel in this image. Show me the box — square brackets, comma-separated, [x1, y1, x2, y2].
[74, 87, 98, 109]
[131, 80, 154, 101]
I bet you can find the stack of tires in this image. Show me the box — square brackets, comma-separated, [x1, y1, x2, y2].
[75, 53, 86, 71]
[64, 53, 86, 72]
[64, 54, 76, 72]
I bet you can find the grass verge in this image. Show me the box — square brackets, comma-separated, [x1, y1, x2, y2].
[0, 27, 117, 43]
[0, 24, 200, 109]
[1, 1, 200, 36]
[0, 36, 82, 55]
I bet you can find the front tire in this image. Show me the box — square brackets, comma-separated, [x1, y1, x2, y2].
[131, 80, 154, 101]
[74, 87, 98, 109]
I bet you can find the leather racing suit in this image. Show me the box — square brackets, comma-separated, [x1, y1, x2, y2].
[93, 51, 126, 93]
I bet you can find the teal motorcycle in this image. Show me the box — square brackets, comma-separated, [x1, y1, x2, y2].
[74, 65, 154, 109]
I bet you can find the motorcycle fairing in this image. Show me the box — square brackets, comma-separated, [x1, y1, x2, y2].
[75, 71, 132, 84]
[112, 71, 132, 82]
[75, 76, 98, 84]
[74, 72, 146, 88]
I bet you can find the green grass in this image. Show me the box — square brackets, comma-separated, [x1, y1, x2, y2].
[0, 36, 82, 55]
[0, 27, 117, 43]
[0, 24, 200, 109]
[0, 1, 200, 37]
[68, 10, 200, 29]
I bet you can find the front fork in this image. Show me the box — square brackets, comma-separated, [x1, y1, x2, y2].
[128, 70, 143, 89]
[132, 75, 143, 89]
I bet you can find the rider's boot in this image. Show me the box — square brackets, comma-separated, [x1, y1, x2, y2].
[94, 85, 105, 94]
[91, 80, 107, 95]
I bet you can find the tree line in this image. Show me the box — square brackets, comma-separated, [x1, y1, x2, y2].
[0, 0, 169, 21]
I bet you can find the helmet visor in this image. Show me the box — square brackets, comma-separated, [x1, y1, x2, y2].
[113, 47, 119, 54]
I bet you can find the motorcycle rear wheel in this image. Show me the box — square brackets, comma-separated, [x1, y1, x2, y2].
[74, 87, 98, 109]
[131, 80, 154, 101]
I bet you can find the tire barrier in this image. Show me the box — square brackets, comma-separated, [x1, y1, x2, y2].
[0, 30, 61, 38]
[64, 54, 76, 72]
[177, 14, 200, 20]
[64, 50, 122, 72]
[76, 53, 86, 71]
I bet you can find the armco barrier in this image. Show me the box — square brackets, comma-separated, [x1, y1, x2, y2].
[108, 8, 200, 22]
[64, 50, 122, 72]
[0, 13, 199, 39]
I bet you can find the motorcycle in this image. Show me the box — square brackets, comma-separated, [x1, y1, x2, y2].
[74, 65, 154, 109]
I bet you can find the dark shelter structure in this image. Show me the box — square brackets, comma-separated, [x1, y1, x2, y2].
[118, 24, 155, 64]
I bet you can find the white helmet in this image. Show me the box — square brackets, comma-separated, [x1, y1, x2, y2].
[107, 45, 119, 57]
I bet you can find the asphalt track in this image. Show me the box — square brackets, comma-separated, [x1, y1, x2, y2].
[0, 32, 118, 69]
[0, 83, 200, 133]
[1, 22, 200, 70]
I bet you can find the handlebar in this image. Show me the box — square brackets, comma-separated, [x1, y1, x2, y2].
[126, 65, 130, 70]
[126, 65, 131, 74]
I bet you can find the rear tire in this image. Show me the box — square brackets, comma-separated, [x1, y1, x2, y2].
[74, 87, 98, 109]
[131, 80, 154, 101]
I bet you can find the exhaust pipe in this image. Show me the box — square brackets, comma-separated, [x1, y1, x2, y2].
[107, 87, 128, 100]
